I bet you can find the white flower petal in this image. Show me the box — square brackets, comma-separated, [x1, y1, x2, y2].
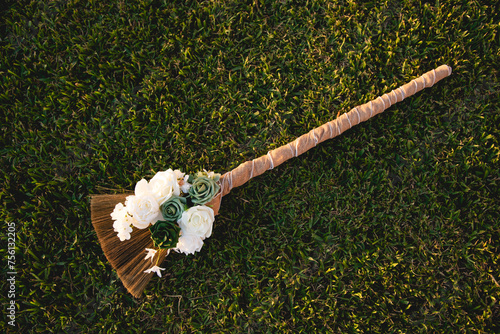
[110, 203, 126, 221]
[135, 179, 151, 196]
[144, 248, 157, 263]
[144, 265, 165, 277]
[111, 203, 135, 240]
[175, 234, 204, 255]
[118, 232, 131, 241]
[173, 169, 185, 180]
[180, 175, 192, 193]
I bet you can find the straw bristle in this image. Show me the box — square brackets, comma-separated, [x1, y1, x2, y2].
[90, 194, 168, 298]
[90, 190, 224, 298]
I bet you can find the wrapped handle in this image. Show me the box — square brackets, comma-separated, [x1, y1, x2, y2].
[207, 65, 452, 214]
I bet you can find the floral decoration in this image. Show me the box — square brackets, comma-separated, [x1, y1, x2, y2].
[110, 168, 220, 277]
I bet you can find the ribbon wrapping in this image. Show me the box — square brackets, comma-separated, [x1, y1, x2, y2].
[207, 65, 452, 215]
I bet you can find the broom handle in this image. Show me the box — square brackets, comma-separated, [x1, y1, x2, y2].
[219, 65, 452, 197]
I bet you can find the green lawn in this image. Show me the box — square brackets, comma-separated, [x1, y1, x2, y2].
[1, 0, 499, 332]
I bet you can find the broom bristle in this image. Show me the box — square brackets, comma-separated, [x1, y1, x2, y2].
[91, 194, 168, 298]
[90, 190, 224, 298]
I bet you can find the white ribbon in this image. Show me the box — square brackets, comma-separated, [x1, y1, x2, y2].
[267, 151, 274, 170]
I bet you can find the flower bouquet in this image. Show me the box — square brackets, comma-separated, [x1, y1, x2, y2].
[91, 65, 452, 298]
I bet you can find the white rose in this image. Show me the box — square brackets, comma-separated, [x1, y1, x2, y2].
[125, 195, 160, 229]
[179, 205, 214, 239]
[175, 234, 204, 255]
[149, 169, 181, 204]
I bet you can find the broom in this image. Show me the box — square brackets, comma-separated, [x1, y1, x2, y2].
[91, 65, 452, 298]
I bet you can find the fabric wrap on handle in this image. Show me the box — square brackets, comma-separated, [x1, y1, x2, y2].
[206, 65, 452, 215]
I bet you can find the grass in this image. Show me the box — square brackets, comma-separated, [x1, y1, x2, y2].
[1, 0, 499, 332]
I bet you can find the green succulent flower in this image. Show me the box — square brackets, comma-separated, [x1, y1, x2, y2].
[189, 176, 220, 205]
[160, 196, 187, 222]
[149, 220, 181, 249]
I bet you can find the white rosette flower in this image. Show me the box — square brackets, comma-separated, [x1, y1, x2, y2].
[173, 169, 185, 180]
[111, 203, 134, 241]
[148, 169, 181, 205]
[113, 222, 133, 241]
[179, 205, 215, 239]
[180, 175, 192, 194]
[111, 202, 127, 222]
[175, 234, 204, 255]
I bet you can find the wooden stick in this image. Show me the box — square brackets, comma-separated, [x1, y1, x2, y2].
[217, 65, 452, 200]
